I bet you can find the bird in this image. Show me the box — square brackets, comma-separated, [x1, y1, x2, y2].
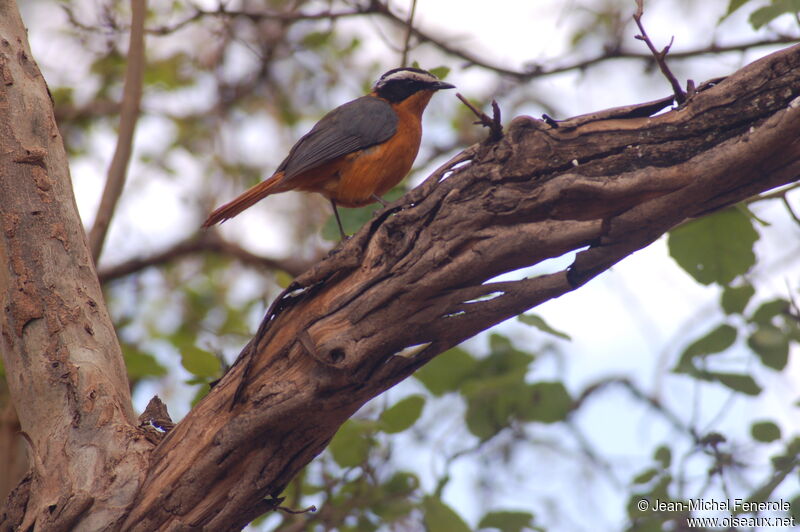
[202, 67, 455, 238]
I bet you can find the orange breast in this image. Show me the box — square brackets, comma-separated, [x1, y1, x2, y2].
[294, 90, 435, 208]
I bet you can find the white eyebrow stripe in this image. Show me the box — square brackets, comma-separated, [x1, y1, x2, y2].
[376, 70, 438, 87]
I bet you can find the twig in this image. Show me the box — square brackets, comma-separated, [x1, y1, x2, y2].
[373, 0, 792, 81]
[456, 93, 503, 142]
[97, 232, 315, 283]
[782, 194, 800, 225]
[541, 113, 559, 128]
[88, 0, 147, 263]
[399, 0, 418, 67]
[572, 376, 698, 441]
[276, 504, 317, 515]
[786, 279, 800, 323]
[145, 5, 368, 35]
[68, 2, 800, 83]
[633, 0, 686, 104]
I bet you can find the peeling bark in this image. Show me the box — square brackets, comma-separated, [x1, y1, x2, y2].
[1, 0, 799, 527]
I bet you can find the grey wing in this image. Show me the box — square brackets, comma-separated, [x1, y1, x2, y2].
[277, 96, 398, 179]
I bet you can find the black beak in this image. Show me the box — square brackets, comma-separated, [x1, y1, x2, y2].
[432, 81, 455, 90]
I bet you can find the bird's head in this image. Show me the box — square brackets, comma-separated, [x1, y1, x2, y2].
[373, 67, 455, 103]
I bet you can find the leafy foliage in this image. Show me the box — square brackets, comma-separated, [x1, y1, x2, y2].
[517, 313, 571, 340]
[422, 496, 472, 532]
[724, 0, 800, 27]
[378, 394, 426, 434]
[667, 208, 759, 286]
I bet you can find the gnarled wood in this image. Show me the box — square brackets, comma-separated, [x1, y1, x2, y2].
[119, 45, 800, 530]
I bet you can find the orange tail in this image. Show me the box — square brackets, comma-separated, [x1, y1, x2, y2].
[202, 173, 285, 228]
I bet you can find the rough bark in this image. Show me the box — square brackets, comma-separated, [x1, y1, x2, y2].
[0, 384, 25, 502]
[0, 2, 152, 531]
[120, 45, 800, 530]
[1, 0, 799, 527]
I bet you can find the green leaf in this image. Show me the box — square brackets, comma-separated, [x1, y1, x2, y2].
[749, 299, 789, 325]
[90, 50, 126, 79]
[274, 270, 294, 289]
[632, 468, 659, 484]
[373, 498, 415, 522]
[749, 0, 800, 29]
[721, 283, 755, 315]
[463, 379, 571, 439]
[383, 471, 419, 496]
[144, 54, 194, 90]
[654, 446, 672, 468]
[667, 208, 758, 286]
[748, 325, 790, 370]
[329, 420, 372, 468]
[415, 347, 478, 396]
[518, 313, 571, 340]
[791, 495, 800, 522]
[704, 371, 762, 396]
[478, 510, 534, 532]
[422, 496, 472, 532]
[50, 86, 74, 107]
[379, 395, 426, 434]
[674, 324, 737, 372]
[428, 66, 452, 80]
[518, 381, 572, 423]
[479, 334, 535, 378]
[751, 421, 781, 442]
[301, 30, 332, 48]
[723, 0, 752, 18]
[122, 345, 167, 379]
[181, 346, 221, 378]
[190, 382, 210, 407]
[218, 305, 254, 337]
[463, 374, 524, 439]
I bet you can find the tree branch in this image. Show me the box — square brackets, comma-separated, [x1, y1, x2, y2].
[456, 93, 503, 141]
[118, 45, 800, 531]
[88, 0, 147, 263]
[633, 0, 686, 104]
[98, 232, 317, 283]
[572, 376, 696, 439]
[143, 4, 371, 35]
[369, 0, 799, 80]
[399, 0, 418, 67]
[82, 1, 800, 83]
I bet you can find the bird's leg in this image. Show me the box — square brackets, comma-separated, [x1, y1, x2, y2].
[371, 194, 388, 207]
[330, 199, 346, 240]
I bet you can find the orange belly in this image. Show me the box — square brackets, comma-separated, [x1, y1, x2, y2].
[294, 94, 428, 207]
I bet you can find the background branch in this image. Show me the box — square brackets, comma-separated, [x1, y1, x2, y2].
[78, 1, 800, 83]
[88, 0, 147, 263]
[98, 232, 317, 283]
[399, 0, 418, 67]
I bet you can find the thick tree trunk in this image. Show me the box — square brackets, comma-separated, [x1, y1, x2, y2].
[1, 0, 798, 527]
[0, 2, 152, 531]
